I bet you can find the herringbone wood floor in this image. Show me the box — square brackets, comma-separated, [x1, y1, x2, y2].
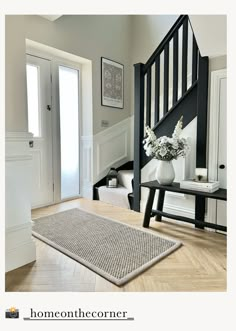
[5, 198, 226, 292]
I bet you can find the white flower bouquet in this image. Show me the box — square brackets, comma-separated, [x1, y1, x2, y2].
[143, 116, 190, 161]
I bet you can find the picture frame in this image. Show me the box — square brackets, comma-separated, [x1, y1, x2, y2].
[101, 57, 124, 109]
[195, 168, 208, 182]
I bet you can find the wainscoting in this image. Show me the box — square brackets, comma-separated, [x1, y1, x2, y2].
[93, 117, 133, 184]
[5, 132, 36, 272]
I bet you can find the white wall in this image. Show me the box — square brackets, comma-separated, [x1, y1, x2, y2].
[209, 55, 227, 72]
[5, 15, 132, 135]
[131, 15, 178, 64]
[189, 15, 227, 58]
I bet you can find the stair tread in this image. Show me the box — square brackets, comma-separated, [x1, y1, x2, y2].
[118, 170, 133, 192]
[98, 185, 130, 193]
[98, 185, 131, 209]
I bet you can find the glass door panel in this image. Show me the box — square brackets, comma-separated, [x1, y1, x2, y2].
[59, 65, 80, 199]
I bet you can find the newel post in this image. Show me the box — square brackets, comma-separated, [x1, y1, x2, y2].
[133, 63, 144, 212]
[195, 55, 209, 227]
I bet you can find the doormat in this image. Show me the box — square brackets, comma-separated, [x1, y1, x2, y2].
[32, 208, 181, 286]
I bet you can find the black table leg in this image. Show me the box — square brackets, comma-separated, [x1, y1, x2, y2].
[155, 189, 165, 222]
[195, 196, 205, 229]
[143, 188, 155, 228]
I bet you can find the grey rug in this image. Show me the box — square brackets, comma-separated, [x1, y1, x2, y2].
[32, 208, 181, 286]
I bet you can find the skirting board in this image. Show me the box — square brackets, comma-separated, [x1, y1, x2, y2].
[6, 222, 36, 272]
[80, 186, 93, 200]
[164, 203, 195, 220]
[164, 204, 216, 231]
[140, 200, 214, 230]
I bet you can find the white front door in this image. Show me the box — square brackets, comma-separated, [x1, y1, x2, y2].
[26, 55, 54, 208]
[216, 76, 227, 228]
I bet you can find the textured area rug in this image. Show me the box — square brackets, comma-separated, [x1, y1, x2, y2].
[32, 208, 181, 286]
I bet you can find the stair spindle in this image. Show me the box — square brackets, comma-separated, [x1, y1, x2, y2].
[182, 19, 188, 95]
[192, 35, 198, 84]
[173, 31, 179, 103]
[164, 43, 169, 115]
[146, 67, 152, 127]
[155, 56, 160, 124]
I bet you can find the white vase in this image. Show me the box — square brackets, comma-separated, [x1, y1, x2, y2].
[156, 160, 175, 185]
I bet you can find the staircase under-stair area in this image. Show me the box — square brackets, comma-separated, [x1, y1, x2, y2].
[97, 170, 134, 209]
[93, 162, 134, 210]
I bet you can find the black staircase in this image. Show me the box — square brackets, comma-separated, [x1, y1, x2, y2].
[133, 15, 209, 225]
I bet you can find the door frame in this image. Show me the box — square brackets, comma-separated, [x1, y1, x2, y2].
[26, 49, 82, 206]
[208, 69, 227, 225]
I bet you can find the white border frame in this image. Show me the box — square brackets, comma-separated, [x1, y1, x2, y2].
[208, 69, 227, 225]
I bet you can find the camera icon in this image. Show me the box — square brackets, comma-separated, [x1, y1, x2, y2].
[5, 307, 19, 319]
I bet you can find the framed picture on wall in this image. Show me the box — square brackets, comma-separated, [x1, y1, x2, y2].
[101, 57, 124, 109]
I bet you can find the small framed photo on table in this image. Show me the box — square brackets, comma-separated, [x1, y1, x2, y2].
[195, 168, 208, 182]
[101, 57, 124, 109]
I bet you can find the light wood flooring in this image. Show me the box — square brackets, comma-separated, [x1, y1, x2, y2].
[5, 198, 226, 292]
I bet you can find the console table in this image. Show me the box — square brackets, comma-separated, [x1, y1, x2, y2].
[140, 181, 227, 232]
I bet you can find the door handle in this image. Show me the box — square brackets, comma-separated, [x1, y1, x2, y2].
[29, 140, 34, 148]
[219, 164, 225, 169]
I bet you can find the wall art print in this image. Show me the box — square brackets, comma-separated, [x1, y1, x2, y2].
[101, 57, 124, 109]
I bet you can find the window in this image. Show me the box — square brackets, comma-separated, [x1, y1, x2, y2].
[26, 64, 40, 136]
